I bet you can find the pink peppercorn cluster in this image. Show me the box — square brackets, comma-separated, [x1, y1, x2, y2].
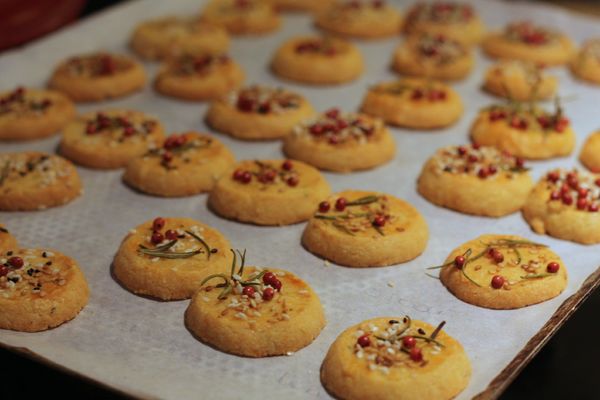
[409, 2, 474, 22]
[241, 271, 283, 301]
[160, 134, 188, 165]
[306, 108, 375, 145]
[235, 87, 300, 114]
[488, 107, 569, 132]
[0, 254, 25, 277]
[0, 87, 51, 112]
[149, 217, 179, 245]
[410, 87, 447, 101]
[85, 112, 155, 137]
[506, 21, 551, 46]
[232, 160, 299, 187]
[295, 40, 338, 56]
[177, 54, 229, 75]
[356, 332, 424, 362]
[546, 170, 600, 212]
[443, 144, 525, 179]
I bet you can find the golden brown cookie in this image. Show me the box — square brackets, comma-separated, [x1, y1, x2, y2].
[482, 21, 574, 66]
[283, 108, 395, 172]
[208, 159, 331, 225]
[123, 132, 235, 197]
[392, 33, 474, 81]
[302, 190, 428, 267]
[272, 0, 333, 12]
[0, 224, 17, 250]
[580, 131, 600, 173]
[113, 217, 231, 300]
[0, 87, 75, 141]
[360, 78, 463, 129]
[0, 152, 82, 211]
[522, 169, 600, 244]
[417, 144, 533, 217]
[205, 85, 315, 140]
[321, 316, 471, 400]
[434, 234, 568, 309]
[200, 0, 280, 35]
[271, 36, 364, 85]
[186, 252, 325, 357]
[570, 38, 600, 84]
[0, 248, 89, 332]
[483, 60, 557, 101]
[48, 52, 146, 102]
[60, 110, 165, 169]
[130, 16, 230, 60]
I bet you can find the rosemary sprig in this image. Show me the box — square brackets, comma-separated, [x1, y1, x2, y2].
[185, 230, 212, 260]
[346, 195, 379, 206]
[138, 237, 203, 259]
[430, 321, 446, 340]
[426, 248, 481, 287]
[201, 249, 257, 300]
[484, 238, 547, 248]
[332, 222, 355, 236]
[521, 273, 554, 279]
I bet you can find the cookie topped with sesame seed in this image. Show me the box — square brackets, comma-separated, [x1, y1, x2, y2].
[483, 60, 557, 101]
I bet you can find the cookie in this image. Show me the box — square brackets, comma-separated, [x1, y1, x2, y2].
[392, 34, 474, 81]
[0, 248, 89, 332]
[154, 53, 244, 101]
[271, 36, 364, 85]
[0, 87, 75, 141]
[185, 251, 325, 357]
[417, 144, 533, 217]
[360, 78, 463, 129]
[48, 52, 146, 102]
[60, 110, 165, 169]
[570, 39, 600, 84]
[283, 108, 395, 172]
[302, 191, 428, 267]
[483, 60, 557, 101]
[315, 0, 402, 39]
[123, 132, 235, 197]
[522, 169, 600, 244]
[470, 101, 575, 160]
[580, 131, 600, 173]
[272, 0, 333, 12]
[205, 85, 315, 140]
[208, 159, 331, 225]
[0, 152, 82, 211]
[113, 217, 231, 300]
[404, 1, 485, 46]
[0, 224, 17, 250]
[200, 0, 280, 35]
[130, 16, 229, 60]
[321, 316, 471, 400]
[482, 21, 574, 66]
[435, 234, 568, 309]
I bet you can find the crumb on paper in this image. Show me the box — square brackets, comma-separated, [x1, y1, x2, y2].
[387, 281, 395, 288]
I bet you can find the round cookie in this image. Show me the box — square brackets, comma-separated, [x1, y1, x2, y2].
[0, 248, 89, 332]
[392, 34, 474, 81]
[48, 52, 146, 102]
[200, 0, 280, 35]
[321, 316, 471, 400]
[302, 191, 428, 267]
[570, 38, 600, 84]
[0, 152, 82, 211]
[283, 108, 395, 172]
[522, 169, 600, 244]
[482, 21, 574, 66]
[417, 144, 533, 217]
[123, 132, 235, 197]
[0, 87, 75, 141]
[404, 1, 485, 46]
[272, 0, 333, 12]
[470, 102, 575, 160]
[154, 53, 244, 101]
[186, 253, 325, 357]
[483, 60, 557, 101]
[0, 224, 17, 250]
[60, 110, 165, 169]
[580, 131, 600, 173]
[360, 78, 463, 129]
[271, 36, 364, 85]
[113, 217, 231, 300]
[315, 0, 402, 39]
[435, 234, 568, 309]
[130, 16, 229, 60]
[205, 85, 315, 140]
[208, 159, 331, 225]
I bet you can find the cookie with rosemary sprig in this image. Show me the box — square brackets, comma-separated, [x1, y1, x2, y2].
[417, 144, 533, 217]
[0, 152, 82, 212]
[483, 60, 557, 101]
[431, 234, 568, 309]
[469, 98, 575, 160]
[302, 191, 428, 267]
[59, 109, 165, 169]
[570, 39, 600, 84]
[0, 248, 89, 332]
[113, 217, 231, 300]
[283, 108, 395, 172]
[271, 36, 364, 85]
[522, 168, 600, 244]
[0, 87, 75, 141]
[208, 159, 331, 225]
[580, 131, 600, 173]
[185, 249, 325, 357]
[205, 85, 315, 140]
[321, 316, 471, 400]
[0, 224, 17, 250]
[200, 0, 280, 35]
[360, 78, 463, 129]
[123, 132, 235, 197]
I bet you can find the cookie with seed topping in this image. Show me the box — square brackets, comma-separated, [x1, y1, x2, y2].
[436, 234, 568, 309]
[571, 39, 600, 84]
[200, 0, 280, 35]
[321, 316, 471, 400]
[0, 152, 82, 211]
[113, 217, 231, 300]
[0, 248, 89, 332]
[483, 60, 557, 101]
[417, 144, 533, 217]
[0, 224, 17, 250]
[580, 131, 600, 173]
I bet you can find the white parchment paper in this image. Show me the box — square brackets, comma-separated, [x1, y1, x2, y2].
[1, 0, 599, 398]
